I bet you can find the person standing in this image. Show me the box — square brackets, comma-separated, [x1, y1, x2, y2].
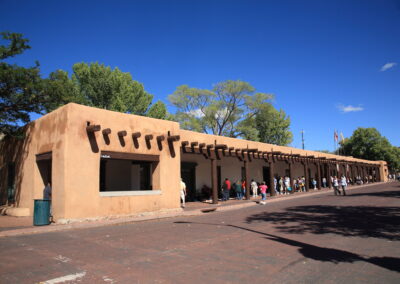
[43, 181, 52, 200]
[259, 182, 268, 205]
[274, 177, 278, 195]
[322, 177, 327, 188]
[222, 178, 231, 201]
[180, 179, 187, 208]
[312, 178, 317, 190]
[251, 179, 258, 198]
[333, 176, 341, 195]
[284, 176, 291, 194]
[279, 177, 284, 195]
[293, 178, 298, 192]
[341, 175, 347, 196]
[235, 180, 243, 200]
[43, 181, 52, 220]
[241, 180, 246, 198]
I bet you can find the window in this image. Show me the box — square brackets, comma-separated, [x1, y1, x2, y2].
[99, 151, 160, 195]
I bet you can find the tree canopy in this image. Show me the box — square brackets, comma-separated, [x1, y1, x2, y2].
[44, 62, 166, 118]
[168, 80, 293, 145]
[255, 104, 293, 145]
[339, 127, 400, 172]
[0, 32, 46, 135]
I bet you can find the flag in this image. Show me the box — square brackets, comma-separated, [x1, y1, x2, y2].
[334, 130, 338, 142]
[340, 132, 345, 142]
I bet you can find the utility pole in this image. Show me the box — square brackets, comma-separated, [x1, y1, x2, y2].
[301, 129, 305, 150]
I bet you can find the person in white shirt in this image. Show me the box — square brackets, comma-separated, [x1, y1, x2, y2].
[340, 176, 347, 196]
[333, 176, 341, 195]
[180, 178, 187, 208]
[251, 179, 258, 198]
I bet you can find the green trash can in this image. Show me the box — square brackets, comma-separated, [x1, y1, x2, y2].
[33, 199, 50, 226]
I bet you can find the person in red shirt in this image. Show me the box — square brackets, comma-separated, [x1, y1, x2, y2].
[222, 178, 231, 201]
[259, 181, 268, 204]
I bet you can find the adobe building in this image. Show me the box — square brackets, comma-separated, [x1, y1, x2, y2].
[0, 103, 388, 222]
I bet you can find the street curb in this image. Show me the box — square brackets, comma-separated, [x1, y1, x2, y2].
[0, 181, 392, 238]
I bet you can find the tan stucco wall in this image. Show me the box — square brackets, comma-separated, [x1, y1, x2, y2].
[0, 105, 69, 218]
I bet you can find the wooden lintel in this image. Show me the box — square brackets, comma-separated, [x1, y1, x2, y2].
[118, 130, 127, 137]
[199, 143, 206, 155]
[167, 135, 180, 142]
[215, 144, 227, 149]
[102, 128, 111, 135]
[87, 124, 101, 132]
[132, 132, 141, 138]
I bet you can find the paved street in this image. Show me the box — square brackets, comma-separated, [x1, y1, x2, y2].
[0, 182, 399, 284]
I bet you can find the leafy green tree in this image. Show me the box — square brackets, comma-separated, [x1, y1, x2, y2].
[168, 80, 293, 144]
[44, 62, 166, 118]
[147, 100, 167, 119]
[0, 32, 45, 135]
[168, 80, 275, 138]
[42, 69, 84, 111]
[340, 127, 400, 172]
[45, 62, 166, 119]
[255, 104, 293, 145]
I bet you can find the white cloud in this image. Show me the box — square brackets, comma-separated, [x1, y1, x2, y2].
[337, 104, 364, 113]
[187, 109, 205, 118]
[380, 62, 397, 72]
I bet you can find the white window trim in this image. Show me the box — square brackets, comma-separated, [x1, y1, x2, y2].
[100, 190, 162, 197]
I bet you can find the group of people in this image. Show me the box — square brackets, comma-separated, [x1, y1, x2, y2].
[221, 178, 269, 203]
[332, 176, 348, 195]
[180, 172, 384, 207]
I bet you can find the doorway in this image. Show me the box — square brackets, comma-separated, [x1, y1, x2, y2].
[263, 167, 271, 194]
[181, 162, 197, 201]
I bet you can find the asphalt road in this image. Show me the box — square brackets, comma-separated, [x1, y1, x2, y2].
[1, 182, 399, 284]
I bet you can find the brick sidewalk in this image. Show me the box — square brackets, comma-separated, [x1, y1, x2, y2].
[0, 181, 389, 238]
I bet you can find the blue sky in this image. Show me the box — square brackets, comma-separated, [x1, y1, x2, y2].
[1, 0, 399, 151]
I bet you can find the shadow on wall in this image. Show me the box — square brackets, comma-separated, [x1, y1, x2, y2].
[246, 204, 400, 241]
[0, 124, 34, 206]
[174, 221, 400, 273]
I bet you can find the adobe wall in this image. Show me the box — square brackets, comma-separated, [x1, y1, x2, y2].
[0, 106, 69, 218]
[61, 103, 181, 221]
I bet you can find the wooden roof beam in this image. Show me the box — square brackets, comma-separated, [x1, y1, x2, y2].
[87, 124, 101, 132]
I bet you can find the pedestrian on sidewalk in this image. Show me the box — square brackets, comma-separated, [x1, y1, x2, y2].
[333, 176, 341, 195]
[43, 181, 52, 220]
[312, 178, 317, 190]
[235, 180, 243, 200]
[341, 175, 347, 196]
[251, 179, 258, 198]
[180, 179, 187, 207]
[222, 178, 231, 201]
[279, 177, 285, 195]
[241, 180, 246, 198]
[322, 177, 327, 188]
[259, 181, 268, 205]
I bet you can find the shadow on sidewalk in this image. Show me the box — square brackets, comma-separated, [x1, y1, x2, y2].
[345, 190, 400, 199]
[174, 221, 400, 273]
[246, 205, 400, 241]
